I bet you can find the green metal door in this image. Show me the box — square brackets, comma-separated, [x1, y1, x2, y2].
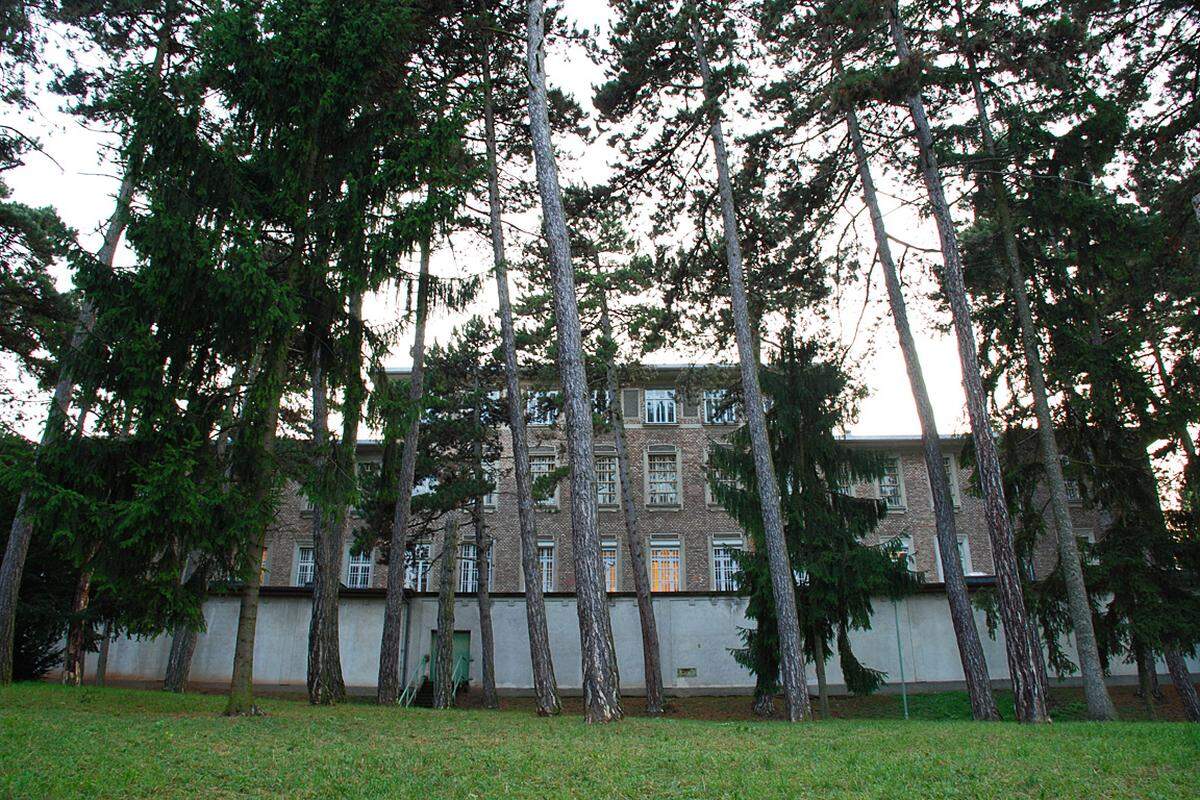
[428, 630, 470, 682]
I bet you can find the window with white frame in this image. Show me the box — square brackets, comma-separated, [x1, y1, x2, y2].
[646, 447, 681, 507]
[595, 453, 619, 507]
[482, 461, 499, 509]
[702, 389, 738, 425]
[650, 537, 681, 591]
[1077, 528, 1098, 565]
[644, 389, 677, 424]
[354, 461, 381, 515]
[406, 541, 432, 591]
[592, 388, 614, 415]
[706, 456, 737, 505]
[458, 542, 479, 593]
[530, 452, 558, 508]
[1064, 479, 1082, 504]
[295, 546, 315, 587]
[601, 541, 619, 592]
[537, 541, 555, 591]
[927, 455, 961, 508]
[526, 390, 559, 426]
[935, 535, 973, 580]
[712, 535, 742, 591]
[346, 548, 372, 589]
[877, 456, 906, 509]
[890, 535, 915, 572]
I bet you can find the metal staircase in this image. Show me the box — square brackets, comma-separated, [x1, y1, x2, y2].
[399, 653, 471, 708]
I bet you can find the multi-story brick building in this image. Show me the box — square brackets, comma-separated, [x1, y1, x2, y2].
[261, 364, 1104, 597]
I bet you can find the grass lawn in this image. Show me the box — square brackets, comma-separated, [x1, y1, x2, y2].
[2, 684, 1197, 799]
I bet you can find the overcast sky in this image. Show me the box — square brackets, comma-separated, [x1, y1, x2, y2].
[3, 1, 977, 441]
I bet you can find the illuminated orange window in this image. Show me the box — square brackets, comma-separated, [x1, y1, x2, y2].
[650, 538, 680, 592]
[601, 543, 618, 592]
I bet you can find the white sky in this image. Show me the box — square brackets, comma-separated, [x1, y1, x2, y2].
[2, 2, 976, 441]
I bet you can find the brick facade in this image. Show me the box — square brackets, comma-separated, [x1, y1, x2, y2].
[262, 367, 1103, 594]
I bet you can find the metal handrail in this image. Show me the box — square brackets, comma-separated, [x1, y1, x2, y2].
[397, 654, 429, 707]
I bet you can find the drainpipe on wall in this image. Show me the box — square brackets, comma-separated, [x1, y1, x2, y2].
[893, 599, 909, 720]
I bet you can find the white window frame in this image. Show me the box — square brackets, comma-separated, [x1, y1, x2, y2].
[929, 455, 961, 509]
[537, 541, 555, 592]
[601, 540, 619, 592]
[345, 547, 373, 589]
[595, 451, 619, 508]
[482, 460, 499, 510]
[705, 451, 737, 507]
[406, 540, 432, 592]
[294, 544, 316, 587]
[643, 389, 678, 425]
[711, 535, 743, 591]
[645, 446, 682, 508]
[1077, 528, 1098, 565]
[525, 390, 560, 427]
[934, 534, 974, 580]
[529, 451, 559, 509]
[892, 534, 915, 573]
[702, 389, 738, 425]
[1063, 479, 1083, 505]
[457, 541, 492, 593]
[877, 455, 907, 510]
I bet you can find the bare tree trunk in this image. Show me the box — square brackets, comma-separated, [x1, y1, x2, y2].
[1135, 639, 1157, 718]
[600, 296, 664, 715]
[527, 0, 622, 724]
[433, 518, 459, 709]
[96, 620, 112, 686]
[845, 105, 1000, 721]
[163, 616, 201, 693]
[480, 14, 559, 716]
[378, 235, 432, 704]
[689, 13, 810, 722]
[886, 2, 1047, 723]
[812, 628, 830, 719]
[962, 51, 1116, 722]
[1165, 646, 1200, 722]
[306, 319, 346, 705]
[472, 385, 499, 710]
[62, 562, 96, 686]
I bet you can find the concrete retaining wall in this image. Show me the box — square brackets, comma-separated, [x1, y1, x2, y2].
[86, 592, 1195, 693]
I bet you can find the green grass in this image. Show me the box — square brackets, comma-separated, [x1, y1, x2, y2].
[2, 684, 1197, 799]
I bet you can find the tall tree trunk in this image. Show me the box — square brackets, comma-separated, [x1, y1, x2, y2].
[811, 628, 830, 719]
[689, 13, 810, 722]
[845, 105, 1000, 721]
[886, 2, 1047, 723]
[378, 235, 433, 704]
[61, 561, 97, 686]
[527, 0, 622, 724]
[0, 28, 171, 685]
[96, 620, 112, 686]
[1164, 646, 1200, 722]
[962, 50, 1116, 722]
[163, 575, 204, 693]
[480, 11, 559, 715]
[472, 387, 498, 710]
[600, 295, 664, 715]
[306, 317, 346, 705]
[1134, 639, 1157, 718]
[433, 517, 460, 709]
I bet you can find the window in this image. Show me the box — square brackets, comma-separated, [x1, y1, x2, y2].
[712, 536, 742, 591]
[1077, 528, 1098, 565]
[890, 535, 915, 572]
[346, 548, 372, 589]
[702, 389, 738, 425]
[295, 546, 315, 587]
[459, 543, 479, 593]
[706, 458, 737, 506]
[526, 390, 560, 426]
[592, 388, 614, 415]
[482, 461, 499, 509]
[650, 538, 681, 591]
[878, 456, 906, 509]
[601, 541, 619, 592]
[935, 535, 973, 580]
[537, 542, 555, 591]
[406, 541, 432, 591]
[928, 455, 961, 508]
[530, 452, 558, 508]
[595, 453, 619, 507]
[647, 447, 681, 507]
[644, 389, 677, 424]
[1064, 479, 1082, 504]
